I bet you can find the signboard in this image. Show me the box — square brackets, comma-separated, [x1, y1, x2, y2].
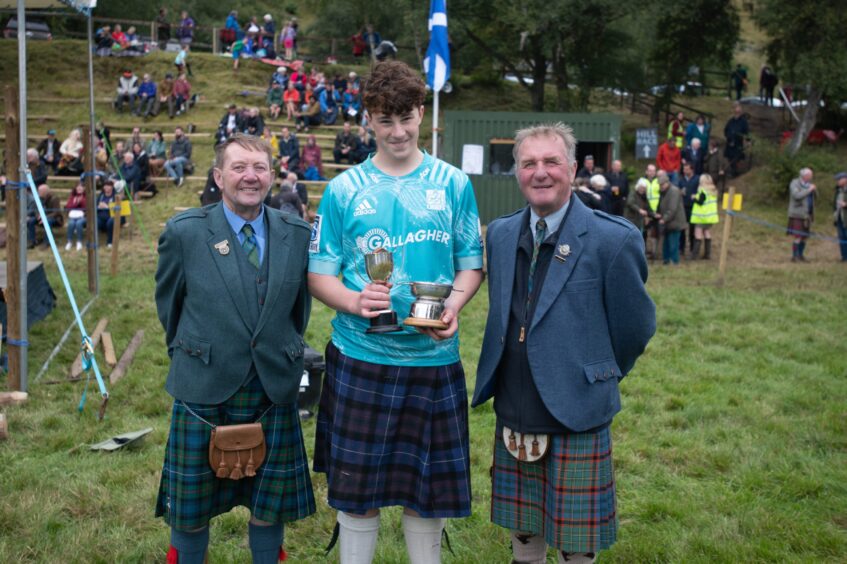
[722, 193, 743, 211]
[109, 201, 132, 218]
[461, 144, 484, 175]
[635, 128, 659, 160]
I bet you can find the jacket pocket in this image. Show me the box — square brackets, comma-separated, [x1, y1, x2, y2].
[583, 359, 621, 383]
[285, 337, 305, 362]
[176, 333, 211, 365]
[564, 278, 599, 293]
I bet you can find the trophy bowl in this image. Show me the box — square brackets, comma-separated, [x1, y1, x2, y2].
[404, 282, 456, 330]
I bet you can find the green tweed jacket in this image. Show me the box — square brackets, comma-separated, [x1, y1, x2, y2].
[155, 202, 311, 405]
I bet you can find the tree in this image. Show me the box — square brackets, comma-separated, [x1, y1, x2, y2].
[755, 0, 847, 155]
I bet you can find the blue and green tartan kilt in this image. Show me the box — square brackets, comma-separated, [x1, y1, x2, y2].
[313, 341, 472, 518]
[155, 376, 316, 531]
[491, 424, 618, 553]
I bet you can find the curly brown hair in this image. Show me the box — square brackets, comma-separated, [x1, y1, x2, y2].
[362, 61, 426, 116]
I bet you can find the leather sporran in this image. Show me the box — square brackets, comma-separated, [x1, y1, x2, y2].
[209, 423, 266, 480]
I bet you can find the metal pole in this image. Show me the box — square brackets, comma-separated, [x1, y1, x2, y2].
[86, 14, 99, 295]
[4, 86, 22, 392]
[432, 90, 439, 158]
[16, 0, 28, 392]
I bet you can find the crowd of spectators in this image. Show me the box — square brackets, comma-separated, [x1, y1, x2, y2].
[113, 68, 196, 120]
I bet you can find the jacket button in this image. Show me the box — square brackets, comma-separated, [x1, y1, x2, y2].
[195, 349, 201, 355]
[500, 336, 505, 344]
[251, 340, 256, 348]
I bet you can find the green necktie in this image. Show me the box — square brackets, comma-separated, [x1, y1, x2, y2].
[241, 223, 260, 269]
[527, 218, 547, 299]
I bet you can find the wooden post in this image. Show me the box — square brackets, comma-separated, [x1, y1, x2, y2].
[101, 331, 117, 366]
[81, 125, 97, 294]
[0, 413, 7, 441]
[110, 195, 122, 276]
[212, 26, 219, 54]
[109, 330, 144, 384]
[717, 185, 735, 286]
[150, 21, 157, 44]
[4, 86, 23, 391]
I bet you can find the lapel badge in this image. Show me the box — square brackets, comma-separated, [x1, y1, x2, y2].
[554, 244, 571, 263]
[214, 240, 230, 256]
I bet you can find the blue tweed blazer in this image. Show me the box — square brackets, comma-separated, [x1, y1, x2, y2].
[472, 196, 656, 432]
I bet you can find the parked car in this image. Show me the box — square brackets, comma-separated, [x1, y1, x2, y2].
[2, 17, 52, 40]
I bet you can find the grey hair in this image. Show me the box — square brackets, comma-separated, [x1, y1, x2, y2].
[512, 122, 577, 169]
[799, 167, 813, 177]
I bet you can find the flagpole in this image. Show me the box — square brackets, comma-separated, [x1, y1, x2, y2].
[432, 90, 439, 158]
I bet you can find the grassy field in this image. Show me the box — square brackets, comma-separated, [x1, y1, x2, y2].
[1, 40, 846, 563]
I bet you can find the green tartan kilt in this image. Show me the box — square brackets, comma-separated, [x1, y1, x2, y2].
[155, 376, 315, 530]
[490, 424, 617, 553]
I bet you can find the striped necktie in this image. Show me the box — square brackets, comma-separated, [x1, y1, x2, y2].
[527, 218, 547, 299]
[241, 223, 260, 269]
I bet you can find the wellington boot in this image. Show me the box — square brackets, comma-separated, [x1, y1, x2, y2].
[704, 239, 712, 260]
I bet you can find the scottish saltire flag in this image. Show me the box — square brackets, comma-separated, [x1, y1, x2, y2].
[424, 0, 450, 92]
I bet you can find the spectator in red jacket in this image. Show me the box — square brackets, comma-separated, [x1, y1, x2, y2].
[656, 137, 682, 185]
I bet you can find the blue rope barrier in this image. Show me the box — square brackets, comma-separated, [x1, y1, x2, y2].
[6, 338, 29, 347]
[22, 170, 109, 418]
[726, 210, 847, 244]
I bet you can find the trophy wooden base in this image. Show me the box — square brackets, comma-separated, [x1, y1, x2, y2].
[366, 311, 403, 334]
[404, 317, 448, 330]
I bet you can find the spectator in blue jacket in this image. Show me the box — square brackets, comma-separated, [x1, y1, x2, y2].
[278, 126, 300, 173]
[319, 83, 339, 125]
[342, 89, 361, 123]
[136, 73, 158, 118]
[684, 114, 710, 149]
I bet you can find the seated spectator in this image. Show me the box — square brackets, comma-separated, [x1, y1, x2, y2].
[95, 120, 111, 149]
[270, 181, 304, 218]
[289, 68, 307, 93]
[131, 142, 151, 190]
[283, 82, 300, 120]
[95, 25, 113, 51]
[164, 127, 192, 186]
[243, 107, 265, 136]
[319, 83, 339, 125]
[114, 68, 139, 114]
[172, 73, 191, 116]
[156, 73, 176, 119]
[300, 134, 325, 180]
[354, 126, 376, 163]
[217, 104, 244, 144]
[26, 148, 49, 186]
[333, 121, 360, 164]
[200, 165, 223, 206]
[37, 129, 61, 174]
[266, 82, 284, 120]
[27, 184, 63, 248]
[342, 88, 362, 122]
[126, 127, 143, 150]
[174, 44, 192, 77]
[301, 83, 315, 109]
[111, 23, 129, 49]
[110, 141, 127, 170]
[262, 127, 279, 156]
[146, 130, 167, 177]
[294, 97, 321, 132]
[57, 129, 84, 176]
[64, 181, 87, 251]
[177, 10, 195, 45]
[119, 152, 142, 196]
[96, 179, 124, 248]
[278, 127, 300, 173]
[286, 171, 309, 215]
[270, 66, 289, 89]
[333, 73, 347, 94]
[125, 26, 141, 50]
[280, 19, 297, 60]
[347, 71, 361, 94]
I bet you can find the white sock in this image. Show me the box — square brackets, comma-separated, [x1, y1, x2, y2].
[402, 514, 446, 564]
[558, 550, 596, 563]
[511, 531, 547, 564]
[337, 511, 380, 564]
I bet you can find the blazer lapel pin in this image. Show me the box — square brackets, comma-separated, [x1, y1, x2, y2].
[214, 240, 231, 256]
[554, 243, 571, 263]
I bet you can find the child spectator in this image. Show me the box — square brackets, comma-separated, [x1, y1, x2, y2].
[280, 19, 297, 60]
[266, 82, 284, 120]
[111, 23, 128, 49]
[174, 44, 192, 77]
[64, 181, 86, 251]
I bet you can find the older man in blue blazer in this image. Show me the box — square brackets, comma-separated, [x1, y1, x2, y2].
[155, 134, 315, 563]
[473, 123, 656, 564]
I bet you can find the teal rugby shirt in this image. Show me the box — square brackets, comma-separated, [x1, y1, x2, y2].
[308, 152, 483, 366]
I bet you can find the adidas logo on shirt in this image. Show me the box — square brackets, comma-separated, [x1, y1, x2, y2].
[353, 199, 377, 217]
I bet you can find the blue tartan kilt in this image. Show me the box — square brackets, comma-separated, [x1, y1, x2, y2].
[491, 424, 618, 553]
[155, 376, 315, 530]
[313, 341, 472, 518]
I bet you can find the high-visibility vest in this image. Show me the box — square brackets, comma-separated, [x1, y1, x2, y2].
[643, 177, 661, 211]
[668, 120, 684, 148]
[690, 188, 719, 224]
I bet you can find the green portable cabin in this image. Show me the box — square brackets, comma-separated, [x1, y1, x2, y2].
[442, 111, 622, 224]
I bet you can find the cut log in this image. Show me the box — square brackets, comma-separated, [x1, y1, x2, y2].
[109, 330, 144, 385]
[101, 332, 117, 366]
[0, 413, 7, 440]
[0, 391, 28, 406]
[70, 318, 109, 378]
